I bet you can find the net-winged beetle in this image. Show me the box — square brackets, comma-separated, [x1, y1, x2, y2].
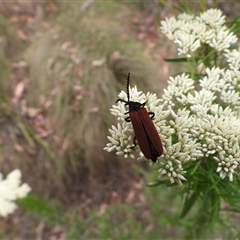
[116, 73, 163, 162]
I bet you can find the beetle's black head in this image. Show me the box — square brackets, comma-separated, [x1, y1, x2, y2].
[128, 101, 145, 111]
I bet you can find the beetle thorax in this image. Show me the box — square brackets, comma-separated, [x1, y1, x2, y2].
[128, 101, 145, 112]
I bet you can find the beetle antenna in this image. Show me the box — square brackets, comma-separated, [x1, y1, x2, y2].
[126, 72, 130, 102]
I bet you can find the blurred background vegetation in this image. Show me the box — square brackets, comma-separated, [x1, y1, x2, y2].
[0, 0, 239, 239]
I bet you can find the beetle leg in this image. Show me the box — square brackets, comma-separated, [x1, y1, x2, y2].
[130, 136, 137, 149]
[141, 102, 146, 107]
[115, 99, 128, 104]
[148, 112, 155, 120]
[125, 116, 131, 122]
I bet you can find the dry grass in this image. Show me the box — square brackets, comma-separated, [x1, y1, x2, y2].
[0, 1, 171, 206]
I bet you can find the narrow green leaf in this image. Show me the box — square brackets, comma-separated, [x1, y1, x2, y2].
[180, 192, 197, 218]
[209, 190, 220, 222]
[175, 2, 193, 14]
[147, 180, 177, 187]
[228, 15, 240, 30]
[16, 120, 36, 148]
[164, 57, 188, 62]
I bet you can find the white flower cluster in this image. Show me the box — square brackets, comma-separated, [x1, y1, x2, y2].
[160, 60, 240, 182]
[0, 169, 31, 217]
[104, 68, 240, 184]
[160, 9, 238, 57]
[104, 8, 240, 185]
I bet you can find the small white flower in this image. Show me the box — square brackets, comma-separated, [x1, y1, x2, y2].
[209, 104, 235, 117]
[104, 122, 135, 159]
[160, 17, 202, 57]
[200, 67, 225, 92]
[158, 160, 187, 185]
[0, 169, 31, 217]
[223, 69, 240, 88]
[205, 26, 238, 52]
[177, 13, 194, 21]
[174, 34, 201, 57]
[160, 17, 183, 41]
[215, 153, 239, 181]
[187, 89, 216, 107]
[224, 48, 240, 70]
[198, 8, 226, 28]
[169, 108, 193, 136]
[220, 89, 240, 106]
[161, 74, 194, 106]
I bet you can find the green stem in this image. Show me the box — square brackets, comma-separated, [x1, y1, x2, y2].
[187, 56, 197, 79]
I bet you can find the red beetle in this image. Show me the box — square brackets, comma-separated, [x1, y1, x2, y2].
[116, 73, 163, 162]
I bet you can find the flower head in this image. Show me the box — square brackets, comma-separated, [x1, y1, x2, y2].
[224, 48, 240, 71]
[0, 169, 31, 217]
[160, 8, 237, 57]
[198, 8, 226, 28]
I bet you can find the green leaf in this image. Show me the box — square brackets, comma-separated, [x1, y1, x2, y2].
[147, 179, 177, 187]
[175, 2, 193, 14]
[228, 15, 240, 29]
[180, 192, 197, 218]
[164, 57, 189, 62]
[222, 207, 240, 213]
[17, 193, 62, 223]
[209, 189, 220, 221]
